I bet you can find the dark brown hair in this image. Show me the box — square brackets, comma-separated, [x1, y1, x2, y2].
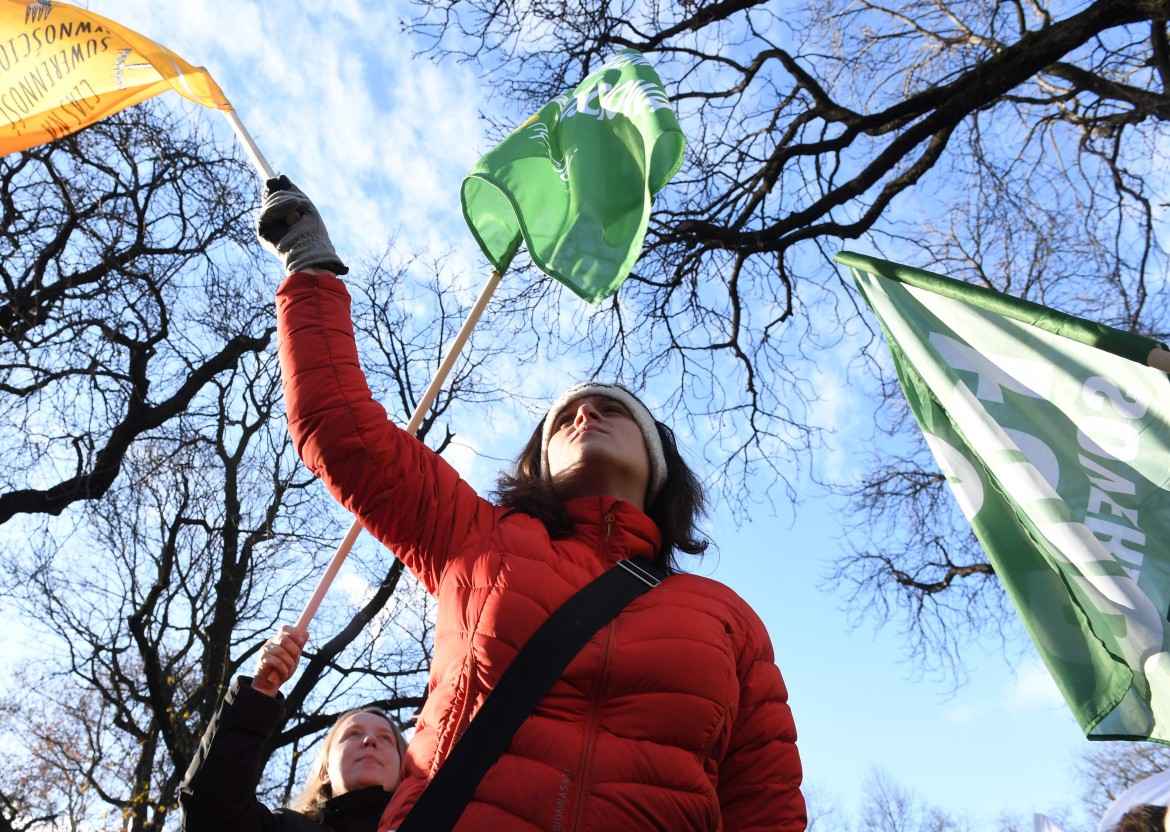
[492, 393, 709, 573]
[1117, 805, 1168, 832]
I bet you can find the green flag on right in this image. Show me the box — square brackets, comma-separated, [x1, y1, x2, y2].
[461, 49, 684, 304]
[838, 250, 1170, 742]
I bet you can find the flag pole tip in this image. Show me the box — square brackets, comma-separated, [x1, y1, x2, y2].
[1147, 346, 1170, 374]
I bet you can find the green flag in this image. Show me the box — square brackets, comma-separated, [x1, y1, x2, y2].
[838, 250, 1170, 742]
[461, 49, 685, 304]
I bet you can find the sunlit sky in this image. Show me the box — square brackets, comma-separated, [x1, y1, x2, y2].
[85, 0, 1100, 826]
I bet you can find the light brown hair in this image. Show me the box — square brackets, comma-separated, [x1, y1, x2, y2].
[288, 706, 408, 822]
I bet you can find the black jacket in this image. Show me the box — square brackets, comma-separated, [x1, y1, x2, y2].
[180, 677, 391, 832]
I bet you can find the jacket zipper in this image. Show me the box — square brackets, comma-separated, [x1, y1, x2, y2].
[569, 508, 617, 831]
[571, 618, 617, 831]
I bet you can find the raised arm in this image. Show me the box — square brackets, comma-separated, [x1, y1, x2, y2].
[259, 177, 498, 592]
[179, 627, 306, 832]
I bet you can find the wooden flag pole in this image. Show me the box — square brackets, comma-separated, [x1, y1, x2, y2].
[232, 113, 501, 660]
[222, 108, 276, 180]
[1147, 347, 1170, 374]
[293, 269, 504, 631]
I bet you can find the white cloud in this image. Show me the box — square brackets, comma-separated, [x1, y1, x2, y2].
[941, 657, 1065, 728]
[941, 700, 992, 725]
[1007, 658, 1066, 711]
[97, 0, 484, 264]
[334, 569, 376, 608]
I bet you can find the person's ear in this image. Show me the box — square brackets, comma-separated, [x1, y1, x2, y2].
[319, 766, 330, 785]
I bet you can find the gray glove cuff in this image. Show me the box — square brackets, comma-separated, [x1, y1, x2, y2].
[256, 176, 349, 276]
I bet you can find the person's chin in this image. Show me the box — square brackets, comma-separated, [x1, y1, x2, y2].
[348, 774, 389, 791]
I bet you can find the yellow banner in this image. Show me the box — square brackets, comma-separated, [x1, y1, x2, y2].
[0, 0, 231, 156]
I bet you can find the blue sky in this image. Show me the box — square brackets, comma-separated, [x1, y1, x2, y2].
[90, 0, 1102, 825]
[707, 494, 1086, 824]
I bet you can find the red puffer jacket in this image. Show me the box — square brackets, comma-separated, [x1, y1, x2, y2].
[277, 272, 806, 832]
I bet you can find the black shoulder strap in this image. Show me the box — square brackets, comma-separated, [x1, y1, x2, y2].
[397, 557, 667, 832]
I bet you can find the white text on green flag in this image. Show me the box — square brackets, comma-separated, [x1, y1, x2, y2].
[838, 250, 1170, 743]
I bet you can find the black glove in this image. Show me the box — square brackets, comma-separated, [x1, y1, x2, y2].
[256, 175, 349, 275]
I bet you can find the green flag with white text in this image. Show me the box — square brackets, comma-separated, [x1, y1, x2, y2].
[461, 49, 685, 304]
[839, 250, 1170, 742]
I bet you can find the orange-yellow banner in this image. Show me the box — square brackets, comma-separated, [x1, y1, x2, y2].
[0, 0, 231, 156]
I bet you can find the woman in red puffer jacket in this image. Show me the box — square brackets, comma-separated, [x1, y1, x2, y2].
[261, 176, 806, 832]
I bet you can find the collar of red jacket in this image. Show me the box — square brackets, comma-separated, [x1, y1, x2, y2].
[563, 495, 662, 564]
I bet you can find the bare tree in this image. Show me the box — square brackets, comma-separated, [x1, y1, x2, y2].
[1076, 741, 1170, 825]
[825, 419, 1017, 682]
[7, 3, 1170, 823]
[0, 260, 500, 830]
[0, 106, 515, 831]
[804, 768, 979, 832]
[856, 769, 959, 832]
[407, 0, 1170, 669]
[0, 102, 270, 524]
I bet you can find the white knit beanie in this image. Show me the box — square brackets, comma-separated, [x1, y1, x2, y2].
[540, 382, 668, 504]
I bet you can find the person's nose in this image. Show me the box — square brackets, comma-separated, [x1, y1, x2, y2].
[574, 401, 601, 426]
[363, 734, 376, 747]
